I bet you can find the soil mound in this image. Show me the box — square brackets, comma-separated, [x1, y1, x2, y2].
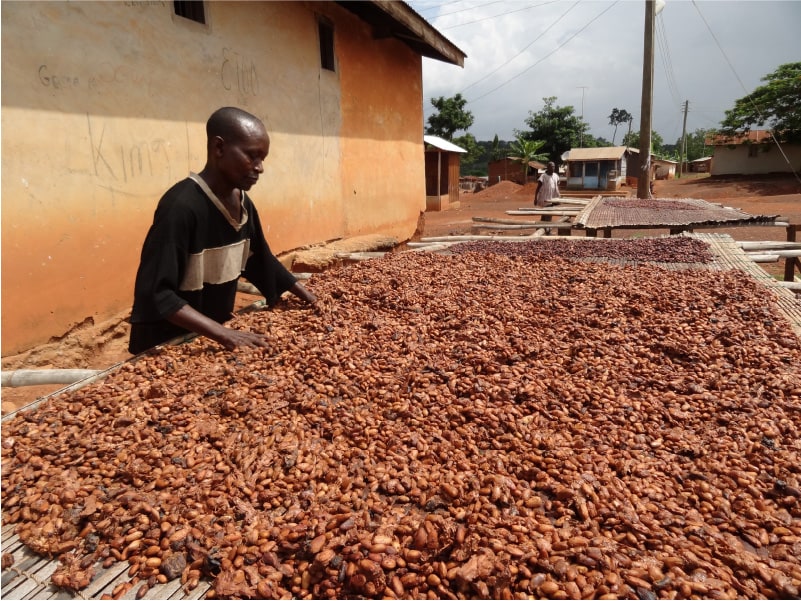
[517, 182, 538, 197]
[473, 180, 522, 198]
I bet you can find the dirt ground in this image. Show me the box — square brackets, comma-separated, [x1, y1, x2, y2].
[2, 173, 799, 415]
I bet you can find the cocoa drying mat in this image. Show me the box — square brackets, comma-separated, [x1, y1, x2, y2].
[687, 232, 801, 340]
[575, 195, 778, 230]
[1, 523, 211, 599]
[3, 233, 801, 600]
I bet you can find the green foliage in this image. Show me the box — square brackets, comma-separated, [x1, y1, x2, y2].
[426, 93, 475, 140]
[672, 129, 712, 162]
[452, 133, 482, 167]
[459, 138, 514, 176]
[622, 130, 664, 154]
[581, 134, 613, 148]
[717, 62, 801, 143]
[508, 136, 548, 184]
[608, 108, 633, 144]
[518, 97, 590, 165]
[490, 135, 503, 161]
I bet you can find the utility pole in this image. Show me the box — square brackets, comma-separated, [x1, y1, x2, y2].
[678, 99, 689, 178]
[637, 0, 655, 199]
[577, 86, 588, 147]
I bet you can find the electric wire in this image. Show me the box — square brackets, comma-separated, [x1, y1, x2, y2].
[411, 0, 466, 16]
[432, 0, 509, 19]
[655, 13, 681, 109]
[466, 1, 619, 105]
[439, 1, 559, 31]
[459, 1, 579, 94]
[691, 0, 801, 184]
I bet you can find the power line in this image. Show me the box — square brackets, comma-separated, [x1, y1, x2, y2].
[655, 13, 681, 108]
[467, 1, 619, 105]
[691, 0, 801, 184]
[460, 1, 579, 94]
[439, 1, 558, 31]
[410, 0, 467, 16]
[432, 0, 508, 19]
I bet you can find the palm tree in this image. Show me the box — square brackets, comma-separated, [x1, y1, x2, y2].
[508, 136, 549, 184]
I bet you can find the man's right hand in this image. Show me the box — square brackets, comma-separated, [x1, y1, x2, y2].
[167, 304, 268, 351]
[214, 328, 269, 351]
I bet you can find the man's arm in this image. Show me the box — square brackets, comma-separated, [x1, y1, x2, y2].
[288, 281, 317, 304]
[167, 304, 268, 350]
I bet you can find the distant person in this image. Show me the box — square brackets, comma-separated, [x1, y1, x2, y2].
[128, 107, 318, 354]
[535, 161, 561, 207]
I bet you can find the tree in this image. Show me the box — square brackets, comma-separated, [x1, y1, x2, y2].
[452, 133, 482, 169]
[581, 134, 613, 148]
[622, 130, 664, 155]
[673, 128, 710, 162]
[717, 62, 801, 143]
[608, 108, 633, 144]
[508, 135, 549, 184]
[490, 135, 504, 161]
[426, 93, 474, 140]
[518, 97, 589, 166]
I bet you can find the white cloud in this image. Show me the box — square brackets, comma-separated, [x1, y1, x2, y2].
[413, 0, 801, 145]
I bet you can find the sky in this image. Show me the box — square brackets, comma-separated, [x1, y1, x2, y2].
[409, 0, 801, 146]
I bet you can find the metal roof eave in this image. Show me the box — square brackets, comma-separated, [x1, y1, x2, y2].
[424, 135, 467, 153]
[336, 1, 466, 66]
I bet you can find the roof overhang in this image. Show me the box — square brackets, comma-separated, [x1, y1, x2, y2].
[336, 1, 466, 66]
[424, 135, 466, 153]
[564, 146, 629, 161]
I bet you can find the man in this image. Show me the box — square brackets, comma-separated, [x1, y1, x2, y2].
[535, 161, 561, 207]
[128, 107, 318, 354]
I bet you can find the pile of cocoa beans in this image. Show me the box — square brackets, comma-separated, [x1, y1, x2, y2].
[2, 239, 800, 600]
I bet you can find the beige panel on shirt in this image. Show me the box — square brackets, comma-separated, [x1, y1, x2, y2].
[179, 240, 251, 291]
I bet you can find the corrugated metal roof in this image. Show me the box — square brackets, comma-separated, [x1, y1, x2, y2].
[707, 129, 772, 145]
[424, 135, 467, 153]
[564, 146, 629, 161]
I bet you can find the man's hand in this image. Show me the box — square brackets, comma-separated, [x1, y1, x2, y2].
[215, 328, 269, 351]
[167, 304, 268, 351]
[290, 281, 318, 304]
[309, 295, 336, 318]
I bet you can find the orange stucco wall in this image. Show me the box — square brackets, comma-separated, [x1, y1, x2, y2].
[2, 1, 429, 354]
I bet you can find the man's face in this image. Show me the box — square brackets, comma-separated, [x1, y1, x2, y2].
[218, 121, 270, 191]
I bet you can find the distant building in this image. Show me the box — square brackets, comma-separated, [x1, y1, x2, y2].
[488, 157, 547, 186]
[424, 136, 466, 211]
[707, 130, 801, 175]
[688, 156, 713, 173]
[653, 158, 678, 180]
[563, 146, 630, 191]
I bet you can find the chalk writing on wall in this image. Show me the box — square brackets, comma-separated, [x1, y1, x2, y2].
[87, 63, 154, 97]
[123, 1, 166, 6]
[38, 65, 80, 90]
[221, 47, 259, 96]
[87, 115, 171, 184]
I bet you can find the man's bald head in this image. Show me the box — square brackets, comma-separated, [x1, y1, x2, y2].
[206, 107, 267, 144]
[203, 107, 270, 192]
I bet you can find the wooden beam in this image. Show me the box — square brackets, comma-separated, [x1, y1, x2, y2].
[473, 223, 574, 230]
[506, 210, 580, 216]
[474, 217, 548, 225]
[745, 249, 801, 258]
[746, 254, 780, 263]
[738, 241, 801, 251]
